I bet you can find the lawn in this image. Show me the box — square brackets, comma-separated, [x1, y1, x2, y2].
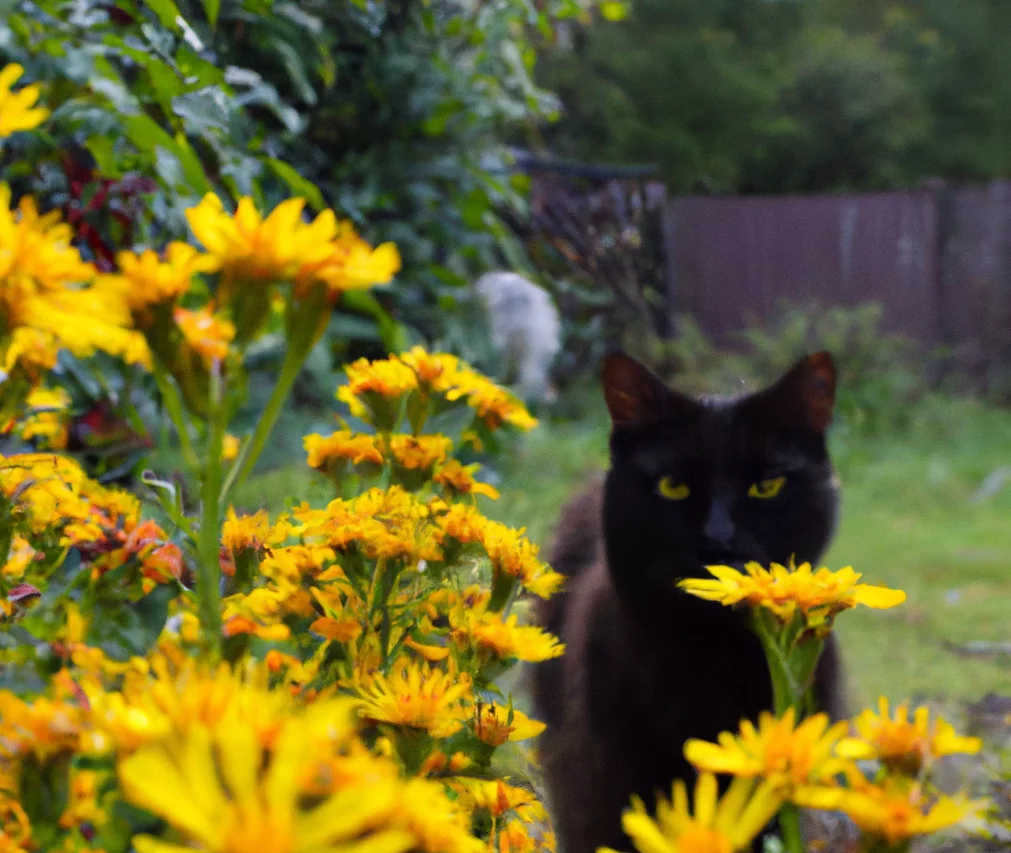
[490, 391, 1011, 709]
[233, 389, 1011, 708]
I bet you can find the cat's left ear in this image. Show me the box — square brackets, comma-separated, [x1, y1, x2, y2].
[757, 352, 836, 434]
[601, 351, 699, 428]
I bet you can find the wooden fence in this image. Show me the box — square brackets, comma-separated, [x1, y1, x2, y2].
[664, 182, 1011, 385]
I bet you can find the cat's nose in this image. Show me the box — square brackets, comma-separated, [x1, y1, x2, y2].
[703, 500, 735, 549]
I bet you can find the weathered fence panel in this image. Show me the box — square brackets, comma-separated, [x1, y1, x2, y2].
[666, 190, 940, 341]
[938, 183, 1011, 384]
[664, 182, 1011, 386]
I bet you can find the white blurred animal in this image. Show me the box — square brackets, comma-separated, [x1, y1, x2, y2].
[474, 272, 562, 405]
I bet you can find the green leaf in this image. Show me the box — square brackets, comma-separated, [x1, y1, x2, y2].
[86, 584, 177, 661]
[202, 0, 220, 28]
[85, 136, 121, 178]
[123, 114, 211, 193]
[173, 87, 231, 135]
[339, 291, 408, 353]
[275, 41, 318, 105]
[143, 0, 182, 29]
[265, 158, 325, 212]
[19, 754, 71, 833]
[37, 551, 85, 608]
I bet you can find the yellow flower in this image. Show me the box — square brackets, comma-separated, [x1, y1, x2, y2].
[222, 614, 292, 641]
[185, 194, 334, 283]
[59, 768, 106, 831]
[679, 562, 905, 630]
[341, 357, 419, 400]
[795, 780, 981, 845]
[119, 709, 415, 853]
[437, 503, 564, 598]
[0, 452, 92, 535]
[296, 220, 401, 296]
[836, 697, 981, 774]
[601, 773, 784, 853]
[399, 347, 537, 430]
[0, 186, 150, 367]
[174, 306, 235, 366]
[304, 430, 383, 468]
[684, 709, 851, 794]
[355, 661, 473, 738]
[0, 63, 48, 137]
[2, 326, 58, 378]
[399, 347, 460, 388]
[84, 656, 295, 754]
[335, 350, 537, 432]
[14, 385, 70, 449]
[221, 507, 271, 554]
[0, 797, 31, 853]
[443, 367, 538, 431]
[473, 703, 547, 746]
[496, 820, 542, 853]
[105, 242, 216, 314]
[295, 486, 443, 565]
[394, 778, 483, 853]
[451, 778, 543, 821]
[433, 459, 500, 500]
[0, 692, 84, 763]
[387, 434, 452, 470]
[1, 535, 35, 579]
[222, 433, 240, 461]
[455, 610, 565, 663]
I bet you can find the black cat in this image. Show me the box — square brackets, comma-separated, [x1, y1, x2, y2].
[533, 351, 845, 853]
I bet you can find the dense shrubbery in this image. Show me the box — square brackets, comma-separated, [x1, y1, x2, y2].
[0, 59, 574, 851]
[650, 303, 930, 438]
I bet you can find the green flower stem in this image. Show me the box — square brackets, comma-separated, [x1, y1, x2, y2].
[758, 626, 802, 715]
[0, 521, 13, 592]
[197, 361, 226, 659]
[753, 615, 826, 853]
[779, 803, 804, 853]
[217, 343, 303, 507]
[152, 361, 199, 475]
[218, 284, 330, 509]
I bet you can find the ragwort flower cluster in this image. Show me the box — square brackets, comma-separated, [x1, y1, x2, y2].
[0, 344, 561, 853]
[608, 559, 984, 853]
[0, 61, 559, 853]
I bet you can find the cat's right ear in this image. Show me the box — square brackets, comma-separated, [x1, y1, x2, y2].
[601, 352, 697, 428]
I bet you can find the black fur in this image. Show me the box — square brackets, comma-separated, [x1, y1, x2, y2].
[533, 352, 845, 853]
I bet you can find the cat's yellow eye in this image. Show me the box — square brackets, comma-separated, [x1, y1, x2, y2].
[748, 476, 786, 499]
[657, 475, 690, 501]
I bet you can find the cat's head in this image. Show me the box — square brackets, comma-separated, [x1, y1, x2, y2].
[600, 351, 839, 599]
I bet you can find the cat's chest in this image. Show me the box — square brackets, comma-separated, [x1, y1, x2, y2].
[582, 584, 772, 738]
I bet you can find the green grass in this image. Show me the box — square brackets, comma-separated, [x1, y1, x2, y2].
[230, 390, 1011, 708]
[489, 392, 1011, 709]
[826, 397, 1011, 707]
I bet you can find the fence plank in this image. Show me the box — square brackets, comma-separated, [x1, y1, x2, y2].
[668, 190, 940, 343]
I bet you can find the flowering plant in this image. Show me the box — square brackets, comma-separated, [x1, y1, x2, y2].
[0, 67, 562, 853]
[597, 561, 984, 853]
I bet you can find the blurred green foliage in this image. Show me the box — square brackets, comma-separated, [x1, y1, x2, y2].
[0, 0, 623, 474]
[539, 0, 1011, 192]
[653, 302, 931, 438]
[1, 0, 621, 350]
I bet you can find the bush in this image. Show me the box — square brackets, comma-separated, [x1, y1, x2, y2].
[0, 56, 571, 852]
[652, 301, 931, 437]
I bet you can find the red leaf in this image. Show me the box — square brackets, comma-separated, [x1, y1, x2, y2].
[7, 583, 41, 603]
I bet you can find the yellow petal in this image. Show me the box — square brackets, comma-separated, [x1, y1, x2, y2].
[693, 772, 718, 827]
[851, 585, 906, 609]
[620, 811, 672, 853]
[296, 779, 399, 849]
[131, 837, 196, 853]
[118, 743, 221, 846]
